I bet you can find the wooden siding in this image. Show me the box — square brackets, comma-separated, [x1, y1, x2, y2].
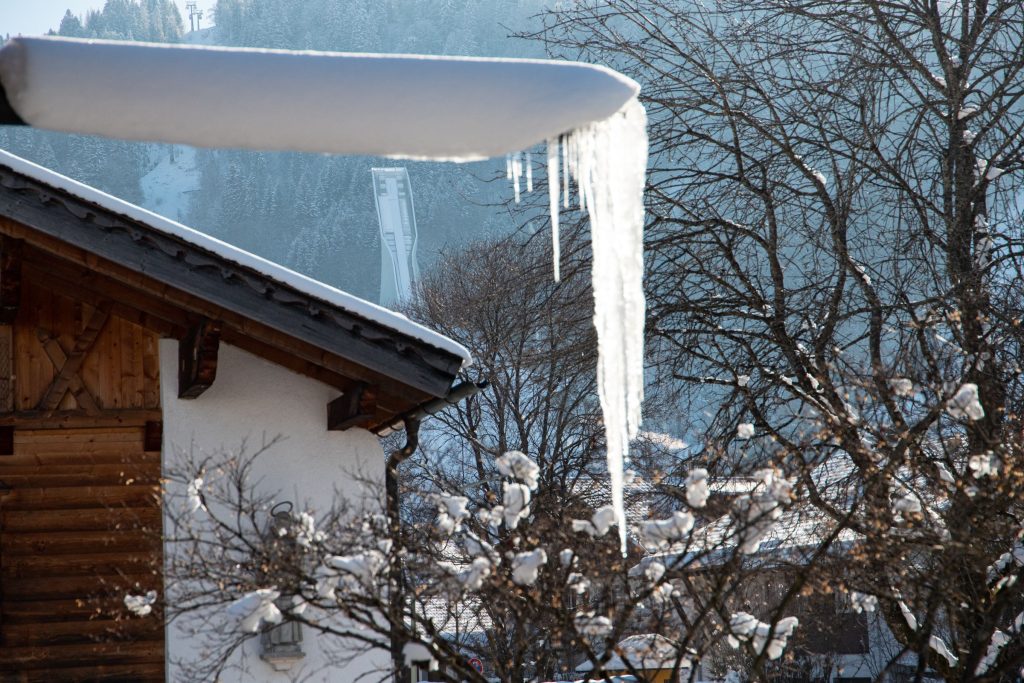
[0, 427, 164, 682]
[13, 277, 160, 413]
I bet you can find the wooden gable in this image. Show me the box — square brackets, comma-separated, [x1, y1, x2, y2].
[0, 158, 466, 431]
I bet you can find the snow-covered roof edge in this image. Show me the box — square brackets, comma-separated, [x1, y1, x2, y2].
[0, 37, 639, 160]
[0, 148, 471, 364]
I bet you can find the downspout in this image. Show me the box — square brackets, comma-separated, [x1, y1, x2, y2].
[382, 380, 485, 681]
[387, 416, 420, 683]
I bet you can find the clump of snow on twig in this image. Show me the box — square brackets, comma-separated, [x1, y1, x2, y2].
[976, 158, 1006, 181]
[323, 549, 387, 591]
[227, 588, 282, 633]
[640, 431, 688, 451]
[892, 491, 922, 523]
[899, 600, 918, 631]
[969, 451, 1001, 478]
[495, 450, 540, 491]
[567, 572, 591, 594]
[685, 468, 709, 508]
[511, 548, 547, 586]
[124, 590, 157, 617]
[639, 511, 695, 552]
[929, 635, 958, 667]
[889, 377, 915, 397]
[736, 423, 755, 439]
[727, 612, 799, 660]
[572, 505, 617, 538]
[976, 630, 1010, 675]
[731, 469, 792, 554]
[432, 493, 470, 535]
[186, 477, 205, 513]
[574, 612, 613, 638]
[850, 591, 877, 613]
[502, 482, 532, 530]
[987, 535, 1024, 582]
[946, 383, 984, 420]
[440, 556, 492, 591]
[293, 511, 325, 548]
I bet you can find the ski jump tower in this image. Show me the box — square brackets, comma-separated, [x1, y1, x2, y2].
[372, 168, 420, 306]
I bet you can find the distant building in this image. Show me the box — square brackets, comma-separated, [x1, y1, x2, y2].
[373, 167, 420, 306]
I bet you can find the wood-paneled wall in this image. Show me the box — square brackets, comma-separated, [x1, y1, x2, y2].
[13, 278, 160, 412]
[0, 273, 165, 681]
[0, 427, 165, 682]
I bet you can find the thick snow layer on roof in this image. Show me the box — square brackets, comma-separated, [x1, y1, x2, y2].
[0, 149, 471, 363]
[0, 37, 639, 161]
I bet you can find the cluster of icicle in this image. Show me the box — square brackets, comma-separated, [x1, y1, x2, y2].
[507, 99, 648, 554]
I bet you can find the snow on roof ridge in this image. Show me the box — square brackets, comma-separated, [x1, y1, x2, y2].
[0, 148, 471, 363]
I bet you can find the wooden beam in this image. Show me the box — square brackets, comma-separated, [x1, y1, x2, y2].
[35, 330, 101, 415]
[22, 257, 184, 338]
[327, 383, 377, 431]
[35, 303, 110, 412]
[178, 320, 220, 399]
[0, 409, 160, 430]
[0, 236, 22, 324]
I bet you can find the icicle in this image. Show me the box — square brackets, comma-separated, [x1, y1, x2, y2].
[506, 154, 512, 180]
[562, 134, 570, 209]
[512, 152, 522, 203]
[526, 152, 533, 193]
[562, 99, 648, 555]
[547, 137, 561, 282]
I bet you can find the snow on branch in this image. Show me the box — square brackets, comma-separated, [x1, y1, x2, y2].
[727, 612, 799, 660]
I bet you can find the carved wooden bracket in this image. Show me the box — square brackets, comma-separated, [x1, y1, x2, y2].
[327, 382, 377, 431]
[178, 319, 221, 399]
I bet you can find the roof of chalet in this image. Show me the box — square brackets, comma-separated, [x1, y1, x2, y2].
[0, 149, 470, 427]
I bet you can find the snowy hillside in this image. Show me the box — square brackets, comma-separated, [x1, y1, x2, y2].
[140, 146, 199, 223]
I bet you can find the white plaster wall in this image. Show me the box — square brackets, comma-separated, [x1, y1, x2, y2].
[159, 339, 389, 682]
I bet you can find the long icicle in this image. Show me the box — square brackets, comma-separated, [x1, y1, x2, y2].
[527, 103, 647, 556]
[547, 138, 560, 282]
[557, 101, 647, 555]
[565, 132, 573, 209]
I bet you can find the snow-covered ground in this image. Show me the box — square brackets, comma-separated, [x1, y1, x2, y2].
[140, 145, 199, 223]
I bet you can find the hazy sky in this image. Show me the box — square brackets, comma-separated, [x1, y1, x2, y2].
[1, 1, 212, 38]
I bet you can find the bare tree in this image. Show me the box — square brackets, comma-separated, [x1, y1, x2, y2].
[153, 5, 1024, 680]
[528, 0, 1024, 680]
